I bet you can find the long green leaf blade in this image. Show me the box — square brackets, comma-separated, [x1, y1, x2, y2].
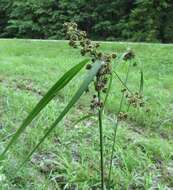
[73, 114, 95, 126]
[0, 59, 89, 159]
[18, 61, 102, 170]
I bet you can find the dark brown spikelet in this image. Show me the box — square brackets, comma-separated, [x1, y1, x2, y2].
[102, 88, 107, 93]
[86, 64, 92, 70]
[112, 53, 117, 59]
[123, 50, 135, 61]
[121, 88, 127, 93]
[118, 112, 128, 120]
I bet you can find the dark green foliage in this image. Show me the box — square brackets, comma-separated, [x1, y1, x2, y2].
[0, 0, 12, 37]
[0, 0, 173, 42]
[122, 0, 173, 43]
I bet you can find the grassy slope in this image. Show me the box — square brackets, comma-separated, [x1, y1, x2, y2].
[0, 40, 173, 189]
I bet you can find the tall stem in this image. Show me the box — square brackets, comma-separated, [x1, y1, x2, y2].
[107, 95, 123, 188]
[108, 62, 131, 188]
[98, 90, 104, 190]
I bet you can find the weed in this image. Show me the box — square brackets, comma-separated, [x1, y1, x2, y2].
[0, 33, 173, 189]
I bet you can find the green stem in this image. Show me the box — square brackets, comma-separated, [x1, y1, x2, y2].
[137, 57, 144, 94]
[107, 62, 131, 188]
[98, 90, 104, 190]
[113, 71, 133, 94]
[107, 94, 123, 188]
[103, 74, 113, 110]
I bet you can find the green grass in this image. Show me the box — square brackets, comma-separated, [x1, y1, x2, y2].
[0, 39, 173, 189]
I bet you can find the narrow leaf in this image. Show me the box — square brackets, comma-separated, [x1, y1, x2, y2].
[0, 59, 89, 159]
[73, 114, 95, 126]
[18, 61, 102, 170]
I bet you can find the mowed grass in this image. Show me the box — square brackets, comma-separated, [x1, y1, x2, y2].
[0, 39, 173, 189]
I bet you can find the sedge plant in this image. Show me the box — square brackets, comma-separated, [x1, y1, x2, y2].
[0, 22, 144, 189]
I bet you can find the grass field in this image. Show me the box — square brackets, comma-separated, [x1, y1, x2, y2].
[0, 40, 173, 189]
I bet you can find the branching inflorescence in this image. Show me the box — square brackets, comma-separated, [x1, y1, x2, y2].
[64, 22, 117, 111]
[0, 22, 146, 190]
[64, 22, 145, 189]
[64, 22, 144, 114]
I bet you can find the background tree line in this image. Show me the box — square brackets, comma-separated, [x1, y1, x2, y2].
[0, 0, 173, 43]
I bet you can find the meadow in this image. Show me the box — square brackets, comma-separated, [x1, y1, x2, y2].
[0, 39, 173, 189]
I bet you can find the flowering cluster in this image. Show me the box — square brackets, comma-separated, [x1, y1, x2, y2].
[118, 112, 128, 120]
[122, 50, 135, 61]
[125, 92, 144, 108]
[90, 95, 103, 110]
[117, 90, 145, 121]
[64, 22, 117, 110]
[64, 22, 140, 113]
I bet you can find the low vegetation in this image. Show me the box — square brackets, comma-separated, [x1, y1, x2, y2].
[0, 39, 173, 189]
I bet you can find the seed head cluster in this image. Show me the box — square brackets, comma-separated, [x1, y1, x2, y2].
[64, 22, 142, 114]
[117, 89, 145, 121]
[117, 91, 145, 121]
[118, 112, 128, 120]
[64, 22, 118, 110]
[122, 50, 135, 61]
[125, 92, 144, 108]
